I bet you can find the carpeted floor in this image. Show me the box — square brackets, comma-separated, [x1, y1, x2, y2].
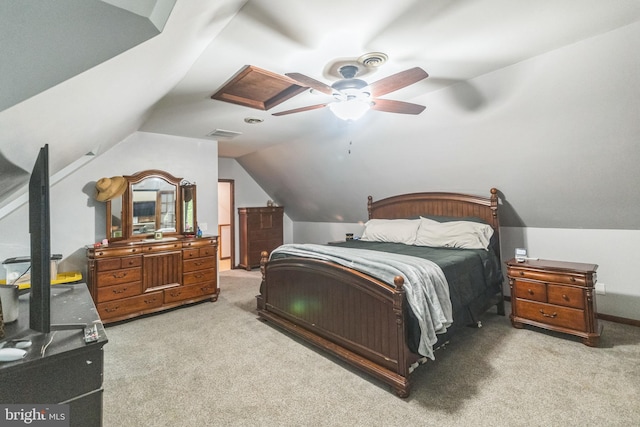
[102, 269, 640, 426]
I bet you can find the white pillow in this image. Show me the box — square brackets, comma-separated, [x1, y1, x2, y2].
[414, 217, 494, 250]
[360, 219, 421, 245]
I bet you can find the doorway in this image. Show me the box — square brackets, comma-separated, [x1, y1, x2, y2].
[217, 180, 234, 271]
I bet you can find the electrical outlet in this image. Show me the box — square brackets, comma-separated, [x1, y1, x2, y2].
[595, 282, 606, 295]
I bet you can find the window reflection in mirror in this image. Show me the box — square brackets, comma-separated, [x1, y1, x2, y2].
[109, 194, 123, 238]
[132, 177, 177, 235]
[182, 184, 196, 234]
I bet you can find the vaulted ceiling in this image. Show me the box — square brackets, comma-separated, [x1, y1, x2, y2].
[2, 1, 640, 229]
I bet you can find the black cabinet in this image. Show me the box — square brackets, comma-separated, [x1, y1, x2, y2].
[0, 284, 107, 427]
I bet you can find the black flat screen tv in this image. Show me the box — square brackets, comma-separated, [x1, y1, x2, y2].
[28, 144, 51, 333]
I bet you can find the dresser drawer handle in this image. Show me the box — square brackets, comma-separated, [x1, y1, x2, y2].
[112, 272, 128, 279]
[570, 277, 576, 282]
[562, 294, 569, 301]
[105, 306, 120, 313]
[170, 291, 182, 297]
[519, 271, 525, 276]
[144, 298, 158, 305]
[113, 287, 127, 294]
[539, 309, 557, 318]
[527, 289, 534, 295]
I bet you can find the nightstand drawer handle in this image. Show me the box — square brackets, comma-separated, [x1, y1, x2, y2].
[527, 289, 534, 295]
[539, 309, 557, 318]
[562, 294, 569, 301]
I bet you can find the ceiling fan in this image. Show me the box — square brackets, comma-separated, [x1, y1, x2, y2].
[273, 65, 429, 120]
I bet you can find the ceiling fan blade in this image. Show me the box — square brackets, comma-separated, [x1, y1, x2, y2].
[368, 67, 429, 97]
[371, 99, 426, 115]
[285, 73, 334, 95]
[272, 103, 328, 116]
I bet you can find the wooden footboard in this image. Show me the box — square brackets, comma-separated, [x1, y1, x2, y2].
[257, 252, 420, 397]
[256, 189, 503, 397]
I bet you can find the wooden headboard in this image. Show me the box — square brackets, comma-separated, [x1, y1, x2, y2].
[367, 188, 500, 256]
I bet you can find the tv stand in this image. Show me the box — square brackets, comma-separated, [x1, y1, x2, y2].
[0, 284, 107, 427]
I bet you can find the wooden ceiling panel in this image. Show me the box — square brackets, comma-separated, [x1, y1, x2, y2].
[211, 65, 308, 110]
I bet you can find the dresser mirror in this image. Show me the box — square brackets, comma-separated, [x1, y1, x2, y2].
[181, 183, 197, 235]
[106, 170, 196, 242]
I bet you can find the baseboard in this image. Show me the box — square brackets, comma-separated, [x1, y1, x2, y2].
[596, 313, 640, 327]
[503, 296, 639, 327]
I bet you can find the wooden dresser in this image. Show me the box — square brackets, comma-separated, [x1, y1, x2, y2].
[238, 206, 284, 270]
[507, 258, 601, 346]
[87, 236, 218, 323]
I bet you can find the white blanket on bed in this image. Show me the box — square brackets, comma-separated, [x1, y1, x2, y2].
[270, 243, 453, 360]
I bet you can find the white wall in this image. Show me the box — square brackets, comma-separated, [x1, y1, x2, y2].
[500, 226, 640, 321]
[291, 221, 640, 321]
[218, 157, 293, 265]
[0, 131, 218, 281]
[237, 21, 640, 231]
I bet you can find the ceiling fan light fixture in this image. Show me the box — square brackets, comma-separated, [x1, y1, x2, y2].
[328, 99, 371, 121]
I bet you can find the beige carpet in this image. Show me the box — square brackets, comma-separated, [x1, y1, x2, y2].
[103, 269, 640, 426]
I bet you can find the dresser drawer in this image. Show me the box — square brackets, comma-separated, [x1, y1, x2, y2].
[513, 280, 547, 302]
[182, 238, 216, 249]
[96, 267, 142, 287]
[182, 246, 216, 260]
[515, 299, 586, 331]
[198, 245, 216, 258]
[164, 282, 217, 303]
[97, 291, 163, 320]
[508, 267, 586, 286]
[142, 242, 182, 253]
[96, 255, 142, 272]
[183, 256, 216, 273]
[97, 282, 142, 302]
[183, 268, 216, 286]
[547, 284, 585, 309]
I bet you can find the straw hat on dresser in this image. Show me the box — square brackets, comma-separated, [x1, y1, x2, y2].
[95, 176, 127, 202]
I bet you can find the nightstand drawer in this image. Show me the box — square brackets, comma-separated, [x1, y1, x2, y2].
[508, 268, 586, 286]
[513, 280, 547, 302]
[515, 299, 586, 331]
[547, 284, 585, 309]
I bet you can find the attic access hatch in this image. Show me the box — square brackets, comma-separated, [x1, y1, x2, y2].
[211, 65, 307, 110]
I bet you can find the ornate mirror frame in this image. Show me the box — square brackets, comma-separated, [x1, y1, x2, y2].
[106, 170, 197, 242]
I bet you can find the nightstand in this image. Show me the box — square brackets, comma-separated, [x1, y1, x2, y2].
[506, 258, 601, 347]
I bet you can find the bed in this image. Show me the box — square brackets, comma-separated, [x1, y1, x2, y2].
[256, 188, 505, 397]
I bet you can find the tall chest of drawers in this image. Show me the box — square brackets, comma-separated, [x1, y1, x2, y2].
[87, 236, 218, 323]
[238, 206, 284, 270]
[507, 258, 601, 346]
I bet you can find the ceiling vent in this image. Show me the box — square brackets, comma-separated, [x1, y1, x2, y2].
[207, 129, 243, 139]
[358, 52, 389, 68]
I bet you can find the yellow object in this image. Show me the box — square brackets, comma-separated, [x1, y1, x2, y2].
[0, 271, 82, 290]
